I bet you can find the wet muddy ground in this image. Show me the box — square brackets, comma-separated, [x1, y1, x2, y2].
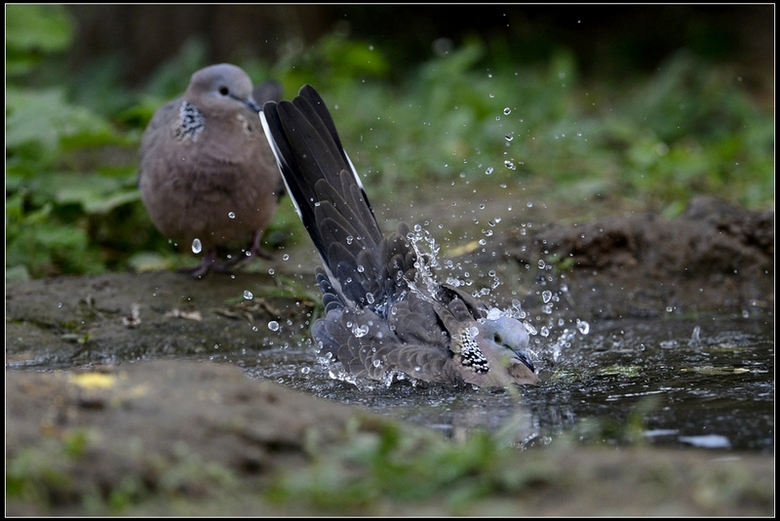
[5, 192, 774, 515]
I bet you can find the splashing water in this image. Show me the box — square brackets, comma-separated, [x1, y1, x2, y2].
[403, 223, 593, 372]
[308, 222, 592, 387]
[406, 224, 443, 300]
[351, 323, 369, 338]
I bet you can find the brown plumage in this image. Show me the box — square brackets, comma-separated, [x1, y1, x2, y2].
[138, 63, 284, 277]
[261, 85, 539, 388]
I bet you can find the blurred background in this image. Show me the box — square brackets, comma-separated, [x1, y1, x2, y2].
[6, 5, 774, 279]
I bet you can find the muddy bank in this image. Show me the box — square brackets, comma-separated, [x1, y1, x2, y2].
[6, 360, 774, 516]
[491, 194, 773, 320]
[5, 195, 775, 515]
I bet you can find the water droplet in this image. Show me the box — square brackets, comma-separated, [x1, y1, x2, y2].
[268, 268, 275, 275]
[503, 107, 511, 115]
[687, 325, 702, 346]
[542, 290, 552, 303]
[485, 166, 494, 175]
[191, 238, 202, 254]
[243, 290, 254, 300]
[504, 160, 516, 170]
[352, 324, 369, 338]
[282, 254, 290, 261]
[576, 320, 590, 335]
[505, 133, 513, 142]
[537, 259, 546, 269]
[486, 307, 502, 320]
[228, 212, 236, 219]
[268, 321, 280, 331]
[300, 366, 311, 374]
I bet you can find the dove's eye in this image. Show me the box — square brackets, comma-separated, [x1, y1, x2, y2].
[493, 333, 503, 344]
[219, 86, 229, 96]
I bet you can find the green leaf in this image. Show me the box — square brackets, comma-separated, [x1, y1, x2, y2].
[5, 4, 74, 53]
[6, 87, 118, 158]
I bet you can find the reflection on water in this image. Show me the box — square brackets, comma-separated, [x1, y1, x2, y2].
[243, 314, 774, 454]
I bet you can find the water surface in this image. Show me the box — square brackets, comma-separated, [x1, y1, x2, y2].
[242, 312, 774, 454]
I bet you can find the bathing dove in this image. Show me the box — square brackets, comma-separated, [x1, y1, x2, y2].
[261, 85, 538, 387]
[138, 63, 284, 277]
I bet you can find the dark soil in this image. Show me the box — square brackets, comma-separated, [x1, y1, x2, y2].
[5, 194, 774, 515]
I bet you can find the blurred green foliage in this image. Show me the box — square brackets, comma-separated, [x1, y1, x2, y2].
[266, 397, 658, 511]
[6, 6, 774, 279]
[265, 415, 555, 512]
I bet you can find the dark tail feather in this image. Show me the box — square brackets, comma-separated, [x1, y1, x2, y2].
[294, 85, 352, 175]
[261, 85, 386, 303]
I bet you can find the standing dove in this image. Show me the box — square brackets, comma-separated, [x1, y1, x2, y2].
[138, 63, 284, 277]
[261, 85, 539, 387]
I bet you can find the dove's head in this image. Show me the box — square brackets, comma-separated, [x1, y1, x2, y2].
[186, 64, 262, 113]
[463, 314, 539, 387]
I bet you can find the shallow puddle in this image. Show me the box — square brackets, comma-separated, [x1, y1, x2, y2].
[241, 312, 773, 454]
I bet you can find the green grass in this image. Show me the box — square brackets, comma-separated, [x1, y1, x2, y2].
[6, 6, 774, 279]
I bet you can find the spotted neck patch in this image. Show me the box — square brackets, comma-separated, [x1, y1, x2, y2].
[457, 328, 489, 374]
[174, 101, 205, 141]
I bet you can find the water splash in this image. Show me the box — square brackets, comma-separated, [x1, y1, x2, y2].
[576, 319, 590, 335]
[351, 323, 369, 338]
[343, 222, 593, 381]
[406, 224, 442, 300]
[688, 325, 702, 347]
